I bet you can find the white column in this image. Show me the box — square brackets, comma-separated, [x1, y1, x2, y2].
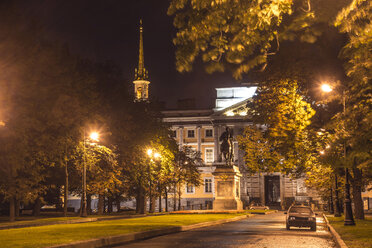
[213, 125, 219, 162]
[179, 127, 184, 148]
[197, 126, 201, 152]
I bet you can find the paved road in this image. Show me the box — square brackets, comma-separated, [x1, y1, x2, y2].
[115, 212, 336, 248]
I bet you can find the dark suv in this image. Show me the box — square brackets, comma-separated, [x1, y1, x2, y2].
[285, 205, 317, 231]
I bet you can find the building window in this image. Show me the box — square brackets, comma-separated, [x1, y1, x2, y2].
[171, 130, 177, 138]
[204, 178, 212, 193]
[186, 184, 194, 193]
[187, 130, 195, 138]
[205, 148, 214, 163]
[205, 129, 213, 137]
[205, 200, 213, 209]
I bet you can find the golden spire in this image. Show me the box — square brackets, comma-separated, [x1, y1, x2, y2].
[135, 19, 148, 80]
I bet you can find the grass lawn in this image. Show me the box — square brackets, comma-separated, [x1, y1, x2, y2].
[0, 216, 85, 228]
[0, 213, 246, 248]
[328, 216, 372, 248]
[0, 211, 139, 228]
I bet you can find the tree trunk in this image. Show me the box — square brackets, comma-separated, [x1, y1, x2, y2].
[178, 183, 182, 211]
[158, 185, 162, 212]
[15, 197, 20, 217]
[116, 197, 121, 213]
[173, 183, 177, 211]
[87, 194, 92, 214]
[334, 174, 341, 217]
[108, 197, 113, 213]
[98, 194, 104, 215]
[136, 191, 140, 213]
[352, 164, 365, 219]
[33, 197, 41, 216]
[150, 195, 156, 213]
[138, 186, 146, 214]
[55, 188, 63, 211]
[79, 196, 83, 216]
[9, 197, 15, 222]
[104, 196, 107, 213]
[64, 162, 68, 217]
[329, 188, 334, 214]
[165, 187, 168, 212]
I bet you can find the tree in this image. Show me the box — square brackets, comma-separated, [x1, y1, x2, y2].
[168, 0, 326, 79]
[173, 146, 202, 210]
[238, 79, 316, 175]
[0, 1, 110, 219]
[0, 129, 45, 221]
[325, 0, 372, 219]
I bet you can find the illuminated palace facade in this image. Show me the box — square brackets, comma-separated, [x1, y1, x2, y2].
[162, 86, 320, 209]
[132, 20, 319, 210]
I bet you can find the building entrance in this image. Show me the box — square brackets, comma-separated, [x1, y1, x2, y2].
[265, 175, 280, 206]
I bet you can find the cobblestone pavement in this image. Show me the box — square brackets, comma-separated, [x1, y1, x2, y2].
[115, 212, 336, 248]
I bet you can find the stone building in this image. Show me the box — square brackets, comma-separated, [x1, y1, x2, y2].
[130, 19, 320, 211]
[162, 86, 320, 210]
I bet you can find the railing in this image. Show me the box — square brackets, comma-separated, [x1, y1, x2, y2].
[180, 203, 213, 211]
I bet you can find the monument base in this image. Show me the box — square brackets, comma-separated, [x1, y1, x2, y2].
[212, 163, 243, 211]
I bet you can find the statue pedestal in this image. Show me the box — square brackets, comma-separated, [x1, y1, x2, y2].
[213, 163, 243, 210]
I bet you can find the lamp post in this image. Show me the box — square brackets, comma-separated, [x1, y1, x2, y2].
[81, 131, 99, 217]
[147, 149, 161, 213]
[321, 83, 355, 226]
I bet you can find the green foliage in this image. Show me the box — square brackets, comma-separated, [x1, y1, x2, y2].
[168, 0, 320, 79]
[335, 0, 372, 84]
[173, 146, 202, 187]
[0, 3, 126, 216]
[70, 141, 121, 196]
[238, 79, 316, 175]
[322, 0, 372, 191]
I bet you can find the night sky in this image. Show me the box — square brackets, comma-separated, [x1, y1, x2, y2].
[15, 0, 345, 109]
[18, 0, 236, 109]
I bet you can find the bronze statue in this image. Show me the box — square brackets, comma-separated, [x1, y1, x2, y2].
[220, 127, 234, 165]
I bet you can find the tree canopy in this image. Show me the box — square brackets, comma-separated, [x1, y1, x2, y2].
[168, 0, 345, 79]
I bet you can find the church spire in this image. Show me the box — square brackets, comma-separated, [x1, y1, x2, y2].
[133, 19, 150, 102]
[135, 19, 148, 81]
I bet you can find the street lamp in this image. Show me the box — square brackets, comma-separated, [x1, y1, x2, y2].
[321, 83, 333, 93]
[147, 149, 162, 213]
[90, 132, 99, 142]
[81, 131, 100, 217]
[321, 83, 355, 226]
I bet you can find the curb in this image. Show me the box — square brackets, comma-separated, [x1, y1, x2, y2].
[47, 215, 250, 248]
[0, 218, 99, 230]
[0, 215, 146, 230]
[248, 210, 278, 215]
[323, 214, 348, 248]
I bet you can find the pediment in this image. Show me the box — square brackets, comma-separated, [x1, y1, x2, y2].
[212, 98, 251, 117]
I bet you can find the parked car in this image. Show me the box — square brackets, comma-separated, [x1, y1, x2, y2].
[249, 203, 269, 210]
[285, 205, 317, 231]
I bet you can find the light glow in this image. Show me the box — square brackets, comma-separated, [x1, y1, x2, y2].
[225, 111, 234, 116]
[147, 149, 153, 156]
[154, 152, 161, 159]
[89, 132, 99, 142]
[239, 111, 247, 116]
[321, 84, 333, 93]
